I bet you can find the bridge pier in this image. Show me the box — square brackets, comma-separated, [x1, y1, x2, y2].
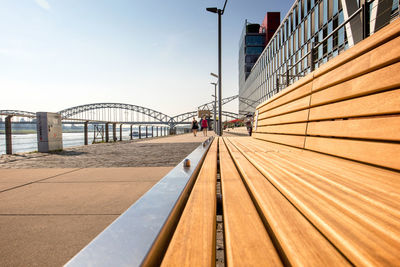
[105, 123, 109, 142]
[139, 125, 142, 139]
[84, 121, 88, 145]
[146, 126, 148, 138]
[5, 115, 13, 155]
[112, 123, 117, 142]
[120, 124, 123, 141]
[130, 125, 133, 140]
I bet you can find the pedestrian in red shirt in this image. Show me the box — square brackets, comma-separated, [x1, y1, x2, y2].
[201, 116, 208, 136]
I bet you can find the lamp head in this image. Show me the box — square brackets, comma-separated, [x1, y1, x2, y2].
[206, 7, 218, 13]
[210, 72, 219, 78]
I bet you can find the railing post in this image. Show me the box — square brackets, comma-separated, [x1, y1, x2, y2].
[5, 115, 13, 155]
[361, 3, 369, 40]
[105, 123, 109, 142]
[146, 126, 148, 138]
[139, 125, 142, 139]
[113, 123, 117, 142]
[120, 124, 123, 141]
[130, 125, 133, 140]
[84, 121, 88, 145]
[310, 42, 315, 72]
[152, 126, 154, 137]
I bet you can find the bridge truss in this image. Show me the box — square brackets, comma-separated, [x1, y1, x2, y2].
[1, 100, 240, 129]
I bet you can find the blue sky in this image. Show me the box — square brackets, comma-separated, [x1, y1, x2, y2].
[0, 0, 292, 116]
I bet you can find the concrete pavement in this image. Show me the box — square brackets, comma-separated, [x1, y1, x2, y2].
[0, 133, 212, 266]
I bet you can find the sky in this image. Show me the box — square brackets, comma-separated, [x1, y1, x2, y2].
[0, 0, 292, 117]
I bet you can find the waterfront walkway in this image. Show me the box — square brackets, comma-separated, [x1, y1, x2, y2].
[0, 133, 211, 266]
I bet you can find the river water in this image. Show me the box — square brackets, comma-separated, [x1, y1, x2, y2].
[0, 128, 173, 155]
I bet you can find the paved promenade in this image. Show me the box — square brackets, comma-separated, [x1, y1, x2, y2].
[0, 133, 211, 266]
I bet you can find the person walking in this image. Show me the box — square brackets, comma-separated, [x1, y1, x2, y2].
[191, 117, 199, 136]
[201, 116, 208, 136]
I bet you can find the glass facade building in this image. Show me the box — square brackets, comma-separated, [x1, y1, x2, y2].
[239, 0, 399, 115]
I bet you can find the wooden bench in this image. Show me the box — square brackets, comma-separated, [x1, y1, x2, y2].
[162, 18, 400, 266]
[66, 19, 400, 266]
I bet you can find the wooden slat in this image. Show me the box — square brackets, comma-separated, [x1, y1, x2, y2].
[313, 36, 400, 92]
[256, 73, 314, 111]
[314, 18, 400, 79]
[258, 95, 310, 119]
[253, 132, 306, 148]
[257, 109, 310, 126]
[219, 138, 282, 266]
[311, 61, 400, 106]
[304, 136, 400, 170]
[271, 150, 400, 203]
[224, 138, 350, 266]
[308, 89, 400, 121]
[307, 116, 400, 141]
[238, 148, 400, 266]
[161, 138, 218, 266]
[256, 122, 307, 135]
[259, 82, 313, 114]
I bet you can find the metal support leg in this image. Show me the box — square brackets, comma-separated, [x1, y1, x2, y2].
[84, 121, 88, 145]
[139, 125, 142, 139]
[146, 126, 148, 138]
[113, 123, 117, 142]
[120, 124, 123, 141]
[105, 123, 109, 142]
[152, 126, 154, 137]
[5, 116, 12, 155]
[130, 125, 133, 140]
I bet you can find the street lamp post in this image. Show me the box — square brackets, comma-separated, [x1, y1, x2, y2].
[211, 83, 217, 134]
[207, 0, 228, 136]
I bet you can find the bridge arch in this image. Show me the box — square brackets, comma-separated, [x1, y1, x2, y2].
[58, 103, 171, 124]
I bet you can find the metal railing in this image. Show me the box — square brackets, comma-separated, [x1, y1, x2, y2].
[0, 113, 172, 155]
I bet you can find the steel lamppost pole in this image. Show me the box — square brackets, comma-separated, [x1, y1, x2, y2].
[207, 0, 227, 136]
[211, 83, 217, 133]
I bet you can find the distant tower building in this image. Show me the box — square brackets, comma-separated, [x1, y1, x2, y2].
[238, 12, 280, 115]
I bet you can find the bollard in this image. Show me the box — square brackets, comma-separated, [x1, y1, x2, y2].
[120, 124, 123, 141]
[105, 123, 109, 142]
[5, 116, 12, 155]
[84, 121, 88, 145]
[130, 125, 133, 140]
[113, 123, 117, 142]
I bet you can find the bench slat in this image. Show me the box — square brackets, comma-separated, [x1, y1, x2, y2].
[313, 36, 400, 92]
[219, 138, 282, 266]
[253, 132, 306, 148]
[257, 109, 310, 126]
[256, 122, 307, 135]
[224, 137, 350, 266]
[308, 89, 400, 121]
[307, 116, 400, 141]
[258, 95, 310, 119]
[269, 150, 400, 204]
[161, 138, 218, 266]
[304, 136, 400, 170]
[311, 61, 400, 106]
[237, 148, 400, 266]
[258, 81, 312, 114]
[256, 73, 313, 111]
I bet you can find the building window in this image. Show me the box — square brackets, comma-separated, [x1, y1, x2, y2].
[246, 47, 264, 55]
[246, 35, 265, 45]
